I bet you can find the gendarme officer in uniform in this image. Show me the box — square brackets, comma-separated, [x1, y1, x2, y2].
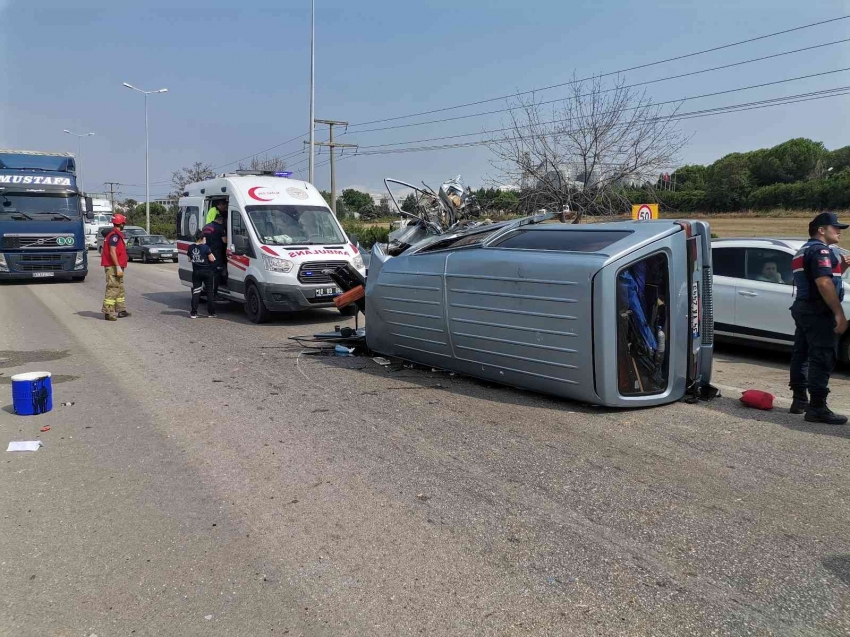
[789, 212, 850, 424]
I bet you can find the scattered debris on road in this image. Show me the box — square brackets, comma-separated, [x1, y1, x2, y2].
[40, 426, 50, 432]
[373, 356, 392, 366]
[740, 389, 775, 410]
[7, 441, 42, 452]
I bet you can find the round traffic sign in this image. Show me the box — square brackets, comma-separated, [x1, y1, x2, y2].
[637, 204, 653, 221]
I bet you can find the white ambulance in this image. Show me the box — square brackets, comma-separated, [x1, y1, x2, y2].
[176, 171, 365, 323]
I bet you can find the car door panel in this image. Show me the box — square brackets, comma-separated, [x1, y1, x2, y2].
[736, 248, 795, 343]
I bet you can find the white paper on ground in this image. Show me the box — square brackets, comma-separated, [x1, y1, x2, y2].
[7, 441, 42, 452]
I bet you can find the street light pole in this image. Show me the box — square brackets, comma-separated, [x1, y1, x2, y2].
[123, 82, 168, 234]
[62, 129, 94, 193]
[308, 0, 315, 184]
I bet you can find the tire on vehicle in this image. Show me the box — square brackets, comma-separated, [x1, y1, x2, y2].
[245, 283, 270, 324]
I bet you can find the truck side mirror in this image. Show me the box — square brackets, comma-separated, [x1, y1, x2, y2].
[84, 196, 93, 213]
[348, 233, 358, 246]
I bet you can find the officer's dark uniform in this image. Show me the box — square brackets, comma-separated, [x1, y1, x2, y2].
[202, 219, 227, 296]
[187, 240, 216, 317]
[789, 213, 848, 424]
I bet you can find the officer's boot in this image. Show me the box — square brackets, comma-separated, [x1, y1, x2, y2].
[789, 391, 809, 415]
[805, 398, 848, 425]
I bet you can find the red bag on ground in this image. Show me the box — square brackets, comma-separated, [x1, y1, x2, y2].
[740, 389, 775, 410]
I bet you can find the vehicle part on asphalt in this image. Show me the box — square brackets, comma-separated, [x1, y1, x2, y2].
[739, 389, 775, 410]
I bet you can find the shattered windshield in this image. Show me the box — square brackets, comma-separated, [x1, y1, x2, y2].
[0, 193, 81, 217]
[246, 205, 345, 246]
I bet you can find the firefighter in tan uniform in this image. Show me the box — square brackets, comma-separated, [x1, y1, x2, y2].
[100, 214, 132, 321]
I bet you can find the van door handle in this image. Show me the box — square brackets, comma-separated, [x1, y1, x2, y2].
[738, 290, 758, 297]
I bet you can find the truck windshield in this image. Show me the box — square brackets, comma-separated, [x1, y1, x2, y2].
[1, 193, 81, 217]
[245, 205, 345, 245]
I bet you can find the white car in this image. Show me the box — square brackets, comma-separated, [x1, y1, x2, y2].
[711, 238, 850, 361]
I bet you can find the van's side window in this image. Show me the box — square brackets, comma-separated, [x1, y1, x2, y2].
[231, 211, 254, 257]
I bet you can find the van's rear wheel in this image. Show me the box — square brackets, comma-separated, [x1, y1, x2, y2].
[245, 284, 270, 324]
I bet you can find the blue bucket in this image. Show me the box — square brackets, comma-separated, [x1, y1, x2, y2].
[11, 371, 53, 416]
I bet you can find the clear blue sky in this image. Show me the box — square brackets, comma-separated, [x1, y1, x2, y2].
[1, 0, 848, 201]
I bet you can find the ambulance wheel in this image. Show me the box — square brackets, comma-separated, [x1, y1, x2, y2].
[338, 304, 359, 317]
[245, 284, 270, 324]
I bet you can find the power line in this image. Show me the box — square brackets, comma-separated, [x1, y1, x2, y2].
[349, 70, 850, 151]
[332, 88, 850, 157]
[343, 54, 850, 136]
[346, 15, 850, 129]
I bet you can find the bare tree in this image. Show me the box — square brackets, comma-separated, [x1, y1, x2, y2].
[237, 154, 288, 173]
[488, 75, 689, 222]
[171, 162, 216, 202]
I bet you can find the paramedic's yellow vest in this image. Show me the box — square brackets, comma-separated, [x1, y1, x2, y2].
[206, 208, 218, 224]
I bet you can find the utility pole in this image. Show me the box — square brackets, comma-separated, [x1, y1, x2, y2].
[305, 119, 357, 216]
[308, 0, 315, 183]
[103, 182, 121, 210]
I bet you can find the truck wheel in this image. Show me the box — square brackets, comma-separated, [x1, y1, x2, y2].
[245, 284, 270, 324]
[338, 304, 359, 317]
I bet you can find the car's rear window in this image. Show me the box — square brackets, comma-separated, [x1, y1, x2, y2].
[491, 229, 632, 252]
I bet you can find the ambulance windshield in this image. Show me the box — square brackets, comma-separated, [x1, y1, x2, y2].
[245, 205, 346, 246]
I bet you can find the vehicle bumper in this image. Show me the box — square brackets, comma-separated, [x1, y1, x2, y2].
[0, 251, 86, 279]
[257, 281, 337, 312]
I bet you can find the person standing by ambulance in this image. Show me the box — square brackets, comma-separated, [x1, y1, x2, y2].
[100, 213, 131, 321]
[202, 211, 228, 298]
[187, 231, 217, 319]
[789, 212, 850, 424]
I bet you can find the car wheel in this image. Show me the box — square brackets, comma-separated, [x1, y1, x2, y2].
[338, 304, 359, 317]
[172, 258, 179, 263]
[72, 275, 86, 282]
[839, 334, 850, 364]
[245, 284, 270, 324]
[142, 253, 149, 263]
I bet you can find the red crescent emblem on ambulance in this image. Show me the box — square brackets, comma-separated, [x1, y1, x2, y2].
[248, 187, 274, 202]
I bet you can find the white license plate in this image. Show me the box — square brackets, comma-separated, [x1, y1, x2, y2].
[32, 272, 55, 278]
[315, 287, 340, 297]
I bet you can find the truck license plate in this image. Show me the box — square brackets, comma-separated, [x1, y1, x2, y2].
[315, 287, 340, 297]
[32, 272, 55, 278]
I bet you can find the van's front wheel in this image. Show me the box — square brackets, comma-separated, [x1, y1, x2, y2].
[245, 284, 270, 324]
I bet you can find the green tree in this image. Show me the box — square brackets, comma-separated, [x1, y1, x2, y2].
[705, 153, 754, 211]
[341, 188, 374, 213]
[129, 203, 167, 228]
[670, 165, 707, 190]
[171, 162, 215, 200]
[748, 138, 825, 185]
[491, 190, 519, 212]
[401, 193, 418, 213]
[828, 146, 850, 173]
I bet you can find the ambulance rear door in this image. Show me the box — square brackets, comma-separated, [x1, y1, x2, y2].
[176, 197, 204, 287]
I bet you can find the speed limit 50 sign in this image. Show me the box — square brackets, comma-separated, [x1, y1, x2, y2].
[631, 203, 658, 220]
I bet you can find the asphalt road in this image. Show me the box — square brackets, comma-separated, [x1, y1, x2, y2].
[1, 262, 849, 636]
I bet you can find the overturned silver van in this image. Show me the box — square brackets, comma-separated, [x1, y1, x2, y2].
[364, 217, 713, 408]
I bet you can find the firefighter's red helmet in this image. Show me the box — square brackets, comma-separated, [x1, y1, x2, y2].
[112, 213, 127, 226]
